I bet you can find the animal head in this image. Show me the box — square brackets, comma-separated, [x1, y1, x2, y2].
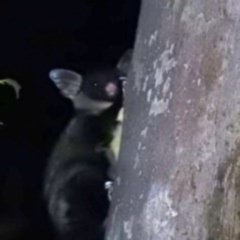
[49, 49, 132, 113]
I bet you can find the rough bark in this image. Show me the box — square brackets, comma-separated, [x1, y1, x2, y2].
[106, 0, 240, 239]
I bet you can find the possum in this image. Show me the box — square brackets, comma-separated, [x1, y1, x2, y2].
[44, 51, 131, 240]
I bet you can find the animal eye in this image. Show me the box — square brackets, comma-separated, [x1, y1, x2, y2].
[94, 82, 98, 87]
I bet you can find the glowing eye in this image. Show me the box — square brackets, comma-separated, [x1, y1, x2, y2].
[106, 82, 117, 97]
[94, 83, 98, 87]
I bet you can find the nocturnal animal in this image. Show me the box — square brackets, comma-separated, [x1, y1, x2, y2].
[44, 50, 132, 240]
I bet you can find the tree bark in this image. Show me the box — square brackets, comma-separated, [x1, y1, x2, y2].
[106, 0, 240, 239]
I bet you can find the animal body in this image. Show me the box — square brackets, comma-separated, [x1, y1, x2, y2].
[44, 51, 131, 240]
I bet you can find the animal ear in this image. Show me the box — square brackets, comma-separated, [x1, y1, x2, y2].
[117, 49, 133, 77]
[49, 69, 82, 99]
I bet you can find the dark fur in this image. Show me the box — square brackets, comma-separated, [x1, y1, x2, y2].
[44, 65, 124, 240]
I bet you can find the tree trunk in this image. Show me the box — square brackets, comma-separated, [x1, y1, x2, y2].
[106, 0, 240, 239]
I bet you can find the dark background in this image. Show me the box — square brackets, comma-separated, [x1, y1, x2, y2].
[0, 0, 140, 239]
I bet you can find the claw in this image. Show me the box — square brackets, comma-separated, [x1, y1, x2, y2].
[104, 181, 114, 201]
